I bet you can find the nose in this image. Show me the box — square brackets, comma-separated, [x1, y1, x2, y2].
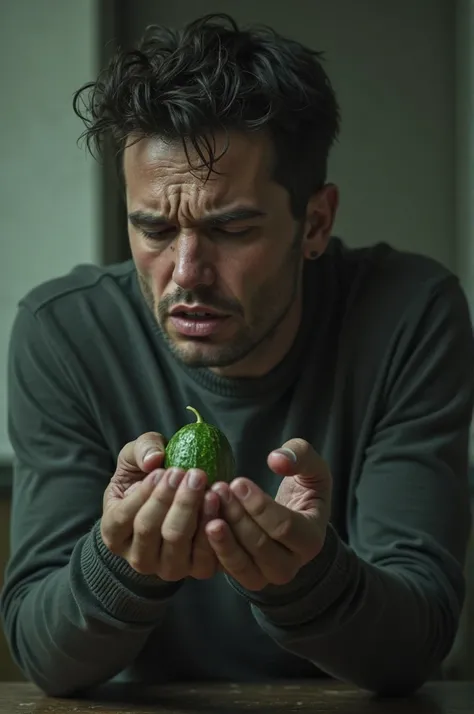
[172, 231, 215, 290]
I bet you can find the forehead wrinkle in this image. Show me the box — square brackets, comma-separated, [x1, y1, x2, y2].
[145, 166, 250, 225]
[153, 180, 218, 225]
[125, 131, 275, 224]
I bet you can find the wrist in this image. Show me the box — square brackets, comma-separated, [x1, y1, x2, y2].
[226, 524, 339, 618]
[80, 520, 182, 623]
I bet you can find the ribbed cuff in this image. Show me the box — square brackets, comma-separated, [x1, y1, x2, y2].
[80, 520, 182, 624]
[227, 525, 345, 627]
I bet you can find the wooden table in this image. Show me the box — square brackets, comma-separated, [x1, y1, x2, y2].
[1, 680, 473, 713]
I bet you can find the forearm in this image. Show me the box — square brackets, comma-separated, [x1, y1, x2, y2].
[2, 521, 180, 697]
[230, 526, 465, 695]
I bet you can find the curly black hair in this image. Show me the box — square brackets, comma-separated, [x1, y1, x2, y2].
[73, 13, 340, 218]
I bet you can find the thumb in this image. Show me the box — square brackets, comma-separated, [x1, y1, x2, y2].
[268, 438, 332, 498]
[119, 431, 167, 473]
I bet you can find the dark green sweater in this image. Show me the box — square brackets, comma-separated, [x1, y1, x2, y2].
[1, 238, 473, 697]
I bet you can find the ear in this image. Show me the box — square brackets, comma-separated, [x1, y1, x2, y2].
[302, 183, 339, 260]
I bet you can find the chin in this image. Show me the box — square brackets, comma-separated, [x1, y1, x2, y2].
[166, 336, 248, 369]
[177, 344, 234, 369]
[157, 320, 235, 366]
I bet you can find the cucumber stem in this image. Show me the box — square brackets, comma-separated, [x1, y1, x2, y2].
[186, 405, 203, 424]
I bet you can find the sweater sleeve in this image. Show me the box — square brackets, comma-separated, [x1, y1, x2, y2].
[228, 276, 474, 696]
[0, 304, 181, 697]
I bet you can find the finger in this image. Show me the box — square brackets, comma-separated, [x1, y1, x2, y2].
[124, 481, 141, 497]
[212, 483, 297, 585]
[206, 519, 267, 591]
[119, 431, 168, 474]
[190, 490, 220, 580]
[230, 478, 322, 563]
[159, 468, 207, 581]
[101, 470, 158, 553]
[127, 468, 185, 574]
[268, 438, 332, 501]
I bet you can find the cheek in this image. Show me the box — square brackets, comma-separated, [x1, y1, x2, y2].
[241, 236, 298, 303]
[221, 249, 271, 310]
[238, 240, 283, 284]
[129, 232, 155, 271]
[130, 235, 171, 297]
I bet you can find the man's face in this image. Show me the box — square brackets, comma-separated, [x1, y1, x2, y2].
[124, 131, 334, 377]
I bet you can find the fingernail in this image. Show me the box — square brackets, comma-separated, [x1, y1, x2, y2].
[233, 481, 250, 500]
[208, 524, 225, 541]
[144, 449, 161, 462]
[204, 495, 218, 517]
[213, 484, 231, 503]
[274, 447, 297, 463]
[187, 469, 204, 490]
[153, 469, 164, 486]
[168, 468, 184, 489]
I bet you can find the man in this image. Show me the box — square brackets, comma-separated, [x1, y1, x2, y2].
[1, 13, 473, 699]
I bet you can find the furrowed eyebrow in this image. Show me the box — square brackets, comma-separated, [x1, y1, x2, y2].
[128, 207, 266, 228]
[128, 211, 168, 227]
[206, 208, 267, 225]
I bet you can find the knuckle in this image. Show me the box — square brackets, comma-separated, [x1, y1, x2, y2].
[101, 513, 124, 539]
[159, 496, 200, 541]
[292, 437, 309, 451]
[133, 520, 156, 540]
[223, 501, 245, 525]
[112, 510, 131, 530]
[113, 511, 133, 531]
[271, 517, 293, 541]
[168, 498, 200, 525]
[172, 471, 191, 492]
[174, 499, 200, 521]
[138, 430, 166, 445]
[127, 557, 141, 572]
[254, 531, 270, 551]
[137, 431, 166, 456]
[128, 557, 153, 575]
[247, 496, 268, 519]
[127, 556, 142, 573]
[104, 504, 129, 530]
[150, 484, 174, 508]
[161, 525, 189, 546]
[101, 533, 119, 554]
[175, 486, 203, 506]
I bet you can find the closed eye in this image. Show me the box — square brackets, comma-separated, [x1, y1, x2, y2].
[212, 226, 254, 237]
[138, 227, 174, 241]
[138, 226, 255, 241]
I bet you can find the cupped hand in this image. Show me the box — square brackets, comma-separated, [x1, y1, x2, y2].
[100, 432, 220, 581]
[205, 438, 332, 591]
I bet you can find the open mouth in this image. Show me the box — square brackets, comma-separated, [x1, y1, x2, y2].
[169, 311, 229, 337]
[174, 311, 220, 318]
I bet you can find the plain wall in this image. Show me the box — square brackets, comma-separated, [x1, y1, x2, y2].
[0, 0, 100, 458]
